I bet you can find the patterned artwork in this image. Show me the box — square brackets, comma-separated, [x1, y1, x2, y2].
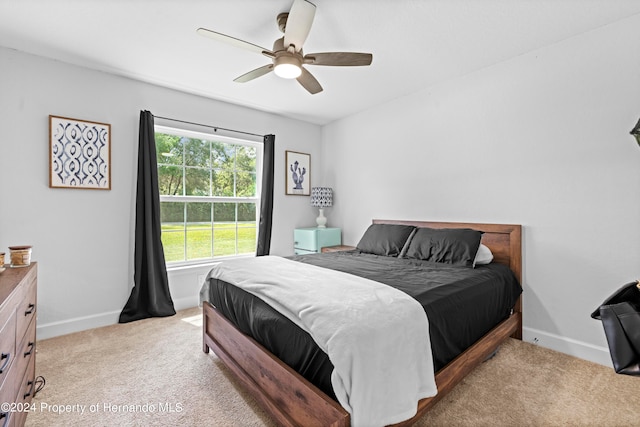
[285, 151, 310, 196]
[49, 116, 111, 189]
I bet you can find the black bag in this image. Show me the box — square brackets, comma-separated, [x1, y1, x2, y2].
[591, 281, 640, 376]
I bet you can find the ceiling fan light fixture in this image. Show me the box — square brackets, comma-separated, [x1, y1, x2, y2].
[274, 55, 302, 79]
[197, 0, 372, 93]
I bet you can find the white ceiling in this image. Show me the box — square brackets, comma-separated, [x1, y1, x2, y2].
[2, 0, 640, 125]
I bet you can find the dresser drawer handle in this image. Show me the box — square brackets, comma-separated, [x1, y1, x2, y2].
[0, 353, 10, 374]
[23, 380, 34, 399]
[24, 342, 34, 357]
[24, 303, 35, 316]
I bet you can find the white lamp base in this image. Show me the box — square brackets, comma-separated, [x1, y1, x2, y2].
[316, 208, 327, 228]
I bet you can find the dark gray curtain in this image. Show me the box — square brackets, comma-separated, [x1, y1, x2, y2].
[256, 134, 275, 256]
[119, 111, 176, 323]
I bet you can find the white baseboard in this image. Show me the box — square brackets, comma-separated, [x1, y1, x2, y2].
[37, 295, 199, 340]
[173, 294, 200, 311]
[522, 326, 613, 368]
[37, 305, 615, 370]
[37, 310, 121, 340]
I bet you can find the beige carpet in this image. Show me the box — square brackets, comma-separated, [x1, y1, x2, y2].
[25, 307, 639, 427]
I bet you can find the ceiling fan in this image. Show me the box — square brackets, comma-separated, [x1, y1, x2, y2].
[197, 0, 373, 94]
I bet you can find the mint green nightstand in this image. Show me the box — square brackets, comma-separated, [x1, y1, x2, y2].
[294, 227, 341, 254]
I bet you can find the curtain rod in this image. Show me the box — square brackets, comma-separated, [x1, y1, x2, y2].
[153, 115, 265, 138]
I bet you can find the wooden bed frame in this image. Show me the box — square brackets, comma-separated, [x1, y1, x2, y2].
[203, 220, 522, 426]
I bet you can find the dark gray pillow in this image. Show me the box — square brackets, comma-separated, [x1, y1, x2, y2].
[403, 227, 483, 267]
[356, 224, 416, 256]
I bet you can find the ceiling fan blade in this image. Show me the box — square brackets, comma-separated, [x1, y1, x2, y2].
[283, 0, 316, 52]
[304, 52, 373, 67]
[234, 64, 274, 83]
[197, 28, 271, 55]
[296, 67, 322, 94]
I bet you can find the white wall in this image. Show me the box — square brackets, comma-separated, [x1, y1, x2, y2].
[0, 47, 321, 339]
[321, 15, 640, 366]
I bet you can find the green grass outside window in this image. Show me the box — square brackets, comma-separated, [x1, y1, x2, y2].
[161, 222, 257, 262]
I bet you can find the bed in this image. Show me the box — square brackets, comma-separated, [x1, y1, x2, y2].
[201, 219, 523, 426]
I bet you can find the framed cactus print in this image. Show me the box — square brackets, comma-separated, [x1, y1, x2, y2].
[285, 150, 310, 196]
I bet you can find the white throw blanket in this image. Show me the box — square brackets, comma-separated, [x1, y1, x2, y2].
[200, 256, 437, 426]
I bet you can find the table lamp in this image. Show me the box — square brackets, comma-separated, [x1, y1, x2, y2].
[310, 187, 332, 228]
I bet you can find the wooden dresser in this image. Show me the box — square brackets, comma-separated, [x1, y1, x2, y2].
[0, 263, 37, 427]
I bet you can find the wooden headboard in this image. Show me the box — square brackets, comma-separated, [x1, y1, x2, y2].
[372, 219, 523, 317]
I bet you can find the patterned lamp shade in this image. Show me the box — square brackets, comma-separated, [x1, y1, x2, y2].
[310, 187, 333, 207]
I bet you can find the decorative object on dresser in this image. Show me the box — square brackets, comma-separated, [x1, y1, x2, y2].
[8, 246, 32, 268]
[294, 227, 341, 254]
[285, 151, 310, 195]
[49, 115, 111, 190]
[0, 262, 37, 426]
[310, 187, 332, 228]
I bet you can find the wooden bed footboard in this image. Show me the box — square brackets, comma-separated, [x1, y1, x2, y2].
[202, 220, 523, 426]
[203, 301, 350, 427]
[203, 302, 521, 427]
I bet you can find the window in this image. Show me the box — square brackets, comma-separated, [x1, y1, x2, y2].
[155, 126, 262, 265]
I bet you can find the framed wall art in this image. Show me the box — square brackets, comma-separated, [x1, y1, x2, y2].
[285, 150, 310, 196]
[49, 115, 111, 190]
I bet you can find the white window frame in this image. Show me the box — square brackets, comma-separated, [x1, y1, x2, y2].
[155, 125, 263, 267]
